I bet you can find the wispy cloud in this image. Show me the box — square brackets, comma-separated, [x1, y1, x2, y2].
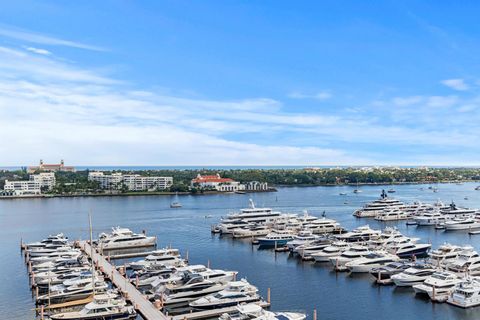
[288, 91, 332, 100]
[441, 78, 469, 91]
[0, 25, 105, 51]
[25, 46, 51, 55]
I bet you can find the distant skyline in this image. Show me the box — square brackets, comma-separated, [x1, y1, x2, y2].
[1, 1, 480, 166]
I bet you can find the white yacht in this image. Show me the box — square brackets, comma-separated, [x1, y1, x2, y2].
[335, 225, 381, 242]
[330, 245, 371, 271]
[220, 303, 306, 320]
[232, 225, 270, 238]
[447, 277, 480, 308]
[26, 233, 69, 249]
[375, 209, 409, 221]
[49, 292, 137, 320]
[302, 218, 341, 234]
[413, 271, 462, 302]
[369, 261, 413, 284]
[428, 243, 467, 266]
[257, 230, 295, 247]
[391, 265, 437, 287]
[129, 249, 184, 270]
[293, 238, 332, 258]
[353, 191, 403, 218]
[97, 227, 156, 250]
[391, 242, 432, 259]
[189, 279, 260, 310]
[414, 211, 449, 226]
[345, 252, 400, 273]
[286, 230, 319, 250]
[222, 199, 282, 224]
[444, 217, 480, 231]
[440, 202, 478, 219]
[447, 248, 480, 275]
[311, 241, 349, 263]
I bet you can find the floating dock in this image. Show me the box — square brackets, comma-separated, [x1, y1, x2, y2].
[78, 241, 169, 320]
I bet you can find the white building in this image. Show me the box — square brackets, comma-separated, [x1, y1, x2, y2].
[191, 174, 242, 192]
[30, 172, 56, 190]
[4, 180, 41, 195]
[88, 172, 173, 191]
[244, 181, 269, 191]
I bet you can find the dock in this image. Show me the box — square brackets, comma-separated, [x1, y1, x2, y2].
[78, 241, 169, 320]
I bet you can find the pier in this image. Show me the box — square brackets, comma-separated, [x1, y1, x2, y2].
[78, 240, 169, 320]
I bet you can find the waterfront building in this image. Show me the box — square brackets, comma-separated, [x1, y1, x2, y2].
[30, 172, 56, 190]
[3, 180, 41, 195]
[244, 181, 269, 191]
[191, 174, 242, 192]
[27, 159, 75, 173]
[88, 172, 173, 191]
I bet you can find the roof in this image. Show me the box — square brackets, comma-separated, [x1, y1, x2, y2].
[191, 174, 235, 183]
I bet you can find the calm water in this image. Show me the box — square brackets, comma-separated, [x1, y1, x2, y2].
[2, 183, 480, 320]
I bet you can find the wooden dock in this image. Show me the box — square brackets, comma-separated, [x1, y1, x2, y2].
[79, 241, 169, 320]
[171, 301, 270, 320]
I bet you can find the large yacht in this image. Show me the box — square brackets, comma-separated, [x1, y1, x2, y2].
[414, 210, 449, 226]
[428, 243, 467, 266]
[312, 241, 350, 263]
[219, 303, 306, 320]
[221, 199, 282, 224]
[286, 230, 320, 250]
[374, 208, 410, 221]
[369, 261, 413, 284]
[353, 190, 404, 218]
[335, 225, 381, 242]
[440, 202, 478, 219]
[390, 265, 437, 287]
[391, 242, 431, 259]
[97, 227, 156, 250]
[302, 217, 341, 234]
[257, 231, 295, 247]
[345, 252, 400, 273]
[129, 249, 184, 270]
[330, 245, 371, 271]
[49, 292, 137, 319]
[26, 233, 69, 249]
[293, 238, 332, 258]
[232, 224, 270, 238]
[446, 248, 480, 275]
[444, 217, 480, 231]
[447, 277, 480, 308]
[189, 279, 260, 310]
[412, 271, 462, 302]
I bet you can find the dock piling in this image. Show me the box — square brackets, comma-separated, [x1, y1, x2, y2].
[267, 288, 271, 304]
[313, 309, 317, 320]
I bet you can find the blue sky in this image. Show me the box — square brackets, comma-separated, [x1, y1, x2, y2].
[1, 1, 480, 166]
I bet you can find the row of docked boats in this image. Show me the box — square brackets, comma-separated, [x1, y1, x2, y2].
[23, 233, 137, 319]
[213, 200, 343, 245]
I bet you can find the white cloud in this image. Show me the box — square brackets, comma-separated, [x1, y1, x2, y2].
[441, 78, 469, 91]
[288, 91, 332, 100]
[25, 46, 51, 55]
[0, 25, 105, 51]
[392, 96, 423, 106]
[427, 95, 458, 107]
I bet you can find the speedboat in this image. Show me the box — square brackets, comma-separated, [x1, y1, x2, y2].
[391, 264, 437, 287]
[412, 271, 462, 302]
[447, 277, 480, 308]
[330, 245, 371, 271]
[219, 303, 306, 320]
[189, 279, 260, 310]
[369, 261, 413, 284]
[257, 231, 294, 247]
[311, 241, 349, 263]
[345, 252, 400, 273]
[446, 248, 480, 275]
[97, 227, 156, 250]
[335, 225, 381, 242]
[49, 292, 137, 319]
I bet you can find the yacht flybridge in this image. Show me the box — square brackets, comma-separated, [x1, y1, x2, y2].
[353, 190, 404, 218]
[97, 227, 156, 250]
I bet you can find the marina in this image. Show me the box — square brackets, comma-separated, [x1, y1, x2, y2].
[6, 183, 480, 319]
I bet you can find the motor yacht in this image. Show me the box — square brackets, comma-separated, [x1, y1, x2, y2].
[375, 209, 409, 221]
[293, 238, 332, 259]
[311, 241, 349, 263]
[97, 227, 156, 250]
[391, 242, 431, 259]
[286, 230, 320, 251]
[440, 202, 478, 219]
[257, 231, 294, 247]
[412, 271, 462, 302]
[36, 280, 108, 305]
[428, 243, 467, 267]
[414, 209, 449, 226]
[444, 217, 480, 231]
[302, 218, 341, 234]
[345, 252, 400, 273]
[26, 233, 69, 249]
[129, 248, 183, 270]
[369, 261, 413, 284]
[219, 303, 306, 320]
[446, 248, 480, 275]
[221, 199, 282, 224]
[232, 224, 270, 238]
[330, 245, 371, 271]
[447, 277, 480, 308]
[335, 225, 381, 242]
[189, 279, 260, 310]
[353, 190, 404, 218]
[391, 264, 437, 287]
[49, 292, 137, 320]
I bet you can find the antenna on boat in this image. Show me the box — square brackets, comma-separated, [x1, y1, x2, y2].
[89, 210, 95, 296]
[249, 198, 255, 209]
